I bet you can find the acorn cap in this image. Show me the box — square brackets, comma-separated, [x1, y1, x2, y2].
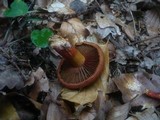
[57, 42, 104, 89]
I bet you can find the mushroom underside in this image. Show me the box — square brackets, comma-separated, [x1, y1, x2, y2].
[57, 42, 104, 89]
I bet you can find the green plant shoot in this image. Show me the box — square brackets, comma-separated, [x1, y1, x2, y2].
[31, 28, 53, 48]
[4, 0, 28, 17]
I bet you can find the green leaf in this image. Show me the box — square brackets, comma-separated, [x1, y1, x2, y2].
[4, 0, 28, 17]
[31, 28, 53, 48]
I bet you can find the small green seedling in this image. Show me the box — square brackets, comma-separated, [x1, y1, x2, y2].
[31, 28, 53, 48]
[4, 0, 28, 17]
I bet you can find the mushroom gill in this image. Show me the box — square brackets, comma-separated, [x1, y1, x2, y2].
[50, 35, 104, 89]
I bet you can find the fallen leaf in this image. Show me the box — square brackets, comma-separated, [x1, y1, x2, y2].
[26, 67, 49, 100]
[113, 74, 144, 102]
[130, 107, 160, 120]
[95, 12, 121, 36]
[145, 7, 160, 36]
[70, 0, 87, 14]
[60, 18, 88, 45]
[35, 0, 52, 8]
[106, 103, 131, 120]
[94, 91, 110, 120]
[61, 43, 109, 105]
[0, 95, 20, 120]
[0, 65, 24, 90]
[47, 1, 75, 14]
[46, 102, 67, 120]
[79, 108, 96, 120]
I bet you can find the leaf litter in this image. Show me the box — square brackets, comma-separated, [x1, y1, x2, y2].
[0, 0, 160, 119]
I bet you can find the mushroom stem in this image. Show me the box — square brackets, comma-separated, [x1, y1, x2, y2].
[54, 47, 85, 67]
[49, 35, 85, 67]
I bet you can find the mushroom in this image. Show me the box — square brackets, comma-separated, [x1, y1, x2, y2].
[50, 35, 104, 89]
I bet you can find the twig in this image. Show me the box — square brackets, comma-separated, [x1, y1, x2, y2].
[0, 47, 27, 80]
[131, 35, 160, 45]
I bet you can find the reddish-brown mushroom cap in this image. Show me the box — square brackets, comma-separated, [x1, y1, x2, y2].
[57, 42, 104, 89]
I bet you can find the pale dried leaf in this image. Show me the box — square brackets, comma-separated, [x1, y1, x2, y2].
[106, 103, 131, 120]
[26, 67, 49, 100]
[79, 108, 96, 120]
[47, 1, 65, 12]
[94, 91, 110, 120]
[145, 7, 160, 36]
[135, 72, 160, 92]
[126, 116, 138, 120]
[35, 0, 52, 8]
[95, 12, 121, 35]
[140, 57, 155, 69]
[61, 43, 109, 105]
[60, 18, 88, 44]
[46, 103, 67, 120]
[113, 74, 144, 102]
[131, 108, 160, 120]
[0, 66, 24, 90]
[131, 95, 160, 108]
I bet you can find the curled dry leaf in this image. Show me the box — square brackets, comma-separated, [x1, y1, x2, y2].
[60, 18, 89, 45]
[25, 67, 49, 100]
[61, 43, 109, 105]
[145, 7, 160, 36]
[95, 12, 121, 38]
[113, 74, 144, 102]
[106, 103, 131, 120]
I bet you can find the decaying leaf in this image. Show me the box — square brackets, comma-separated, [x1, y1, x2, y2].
[106, 103, 131, 120]
[35, 0, 52, 8]
[113, 74, 144, 102]
[60, 18, 89, 45]
[131, 95, 160, 108]
[25, 67, 49, 100]
[61, 43, 109, 105]
[0, 94, 20, 120]
[70, 0, 87, 14]
[94, 91, 111, 120]
[46, 102, 67, 120]
[0, 65, 24, 90]
[130, 107, 160, 120]
[78, 108, 97, 120]
[95, 12, 121, 38]
[0, 93, 41, 120]
[145, 7, 160, 36]
[47, 1, 75, 14]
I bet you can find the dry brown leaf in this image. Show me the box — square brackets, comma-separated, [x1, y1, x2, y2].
[106, 103, 131, 120]
[113, 74, 144, 102]
[145, 7, 160, 36]
[26, 67, 49, 100]
[61, 43, 109, 105]
[60, 18, 88, 45]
